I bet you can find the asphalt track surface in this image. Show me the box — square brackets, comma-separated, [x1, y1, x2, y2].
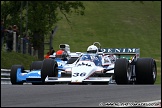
[1, 84, 161, 107]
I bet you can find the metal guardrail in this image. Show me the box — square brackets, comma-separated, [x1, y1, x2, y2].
[1, 69, 11, 84]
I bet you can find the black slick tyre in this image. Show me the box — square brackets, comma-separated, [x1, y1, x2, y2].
[10, 65, 24, 85]
[30, 61, 43, 71]
[41, 59, 58, 83]
[135, 58, 157, 84]
[114, 58, 131, 84]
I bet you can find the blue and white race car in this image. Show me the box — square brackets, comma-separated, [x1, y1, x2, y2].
[10, 44, 81, 85]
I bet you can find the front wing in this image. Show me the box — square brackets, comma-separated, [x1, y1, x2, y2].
[45, 76, 115, 84]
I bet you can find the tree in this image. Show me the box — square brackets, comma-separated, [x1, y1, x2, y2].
[1, 1, 85, 60]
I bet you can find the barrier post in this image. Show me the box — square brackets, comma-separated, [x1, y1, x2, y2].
[35, 50, 38, 58]
[21, 38, 23, 54]
[13, 32, 16, 52]
[26, 43, 28, 54]
[31, 47, 34, 56]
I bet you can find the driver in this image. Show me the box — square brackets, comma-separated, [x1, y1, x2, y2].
[55, 49, 68, 61]
[86, 44, 103, 65]
[87, 44, 98, 54]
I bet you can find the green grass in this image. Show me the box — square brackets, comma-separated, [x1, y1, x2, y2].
[1, 51, 39, 69]
[1, 1, 161, 84]
[52, 1, 161, 84]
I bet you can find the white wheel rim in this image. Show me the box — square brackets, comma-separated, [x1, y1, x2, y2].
[152, 65, 156, 80]
[127, 67, 131, 80]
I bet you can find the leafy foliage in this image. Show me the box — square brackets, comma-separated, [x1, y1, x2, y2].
[1, 1, 85, 35]
[1, 1, 85, 59]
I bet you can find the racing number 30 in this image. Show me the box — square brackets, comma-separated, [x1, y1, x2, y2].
[73, 72, 86, 77]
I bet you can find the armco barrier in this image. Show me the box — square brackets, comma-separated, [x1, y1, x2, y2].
[1, 69, 11, 84]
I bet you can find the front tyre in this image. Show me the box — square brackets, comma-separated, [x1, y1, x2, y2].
[41, 59, 58, 83]
[10, 65, 24, 85]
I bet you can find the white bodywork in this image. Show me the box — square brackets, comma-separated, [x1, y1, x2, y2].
[45, 53, 115, 84]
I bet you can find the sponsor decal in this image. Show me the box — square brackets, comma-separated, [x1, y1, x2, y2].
[101, 48, 138, 53]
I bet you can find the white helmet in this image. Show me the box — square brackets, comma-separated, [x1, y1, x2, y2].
[87, 45, 98, 53]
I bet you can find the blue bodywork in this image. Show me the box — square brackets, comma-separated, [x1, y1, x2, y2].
[54, 58, 67, 77]
[16, 68, 41, 83]
[16, 58, 67, 83]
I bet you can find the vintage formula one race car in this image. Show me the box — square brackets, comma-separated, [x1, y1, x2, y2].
[10, 44, 81, 85]
[10, 42, 157, 85]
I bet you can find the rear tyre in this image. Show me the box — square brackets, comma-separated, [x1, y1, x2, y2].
[114, 58, 131, 84]
[30, 61, 43, 85]
[41, 59, 58, 84]
[30, 61, 43, 71]
[135, 58, 157, 84]
[10, 65, 24, 85]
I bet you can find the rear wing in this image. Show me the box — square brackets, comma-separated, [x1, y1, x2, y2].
[100, 48, 140, 59]
[49, 52, 82, 59]
[59, 44, 70, 54]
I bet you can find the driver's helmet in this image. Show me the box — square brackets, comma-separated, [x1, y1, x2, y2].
[87, 45, 98, 54]
[80, 54, 92, 61]
[55, 50, 66, 59]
